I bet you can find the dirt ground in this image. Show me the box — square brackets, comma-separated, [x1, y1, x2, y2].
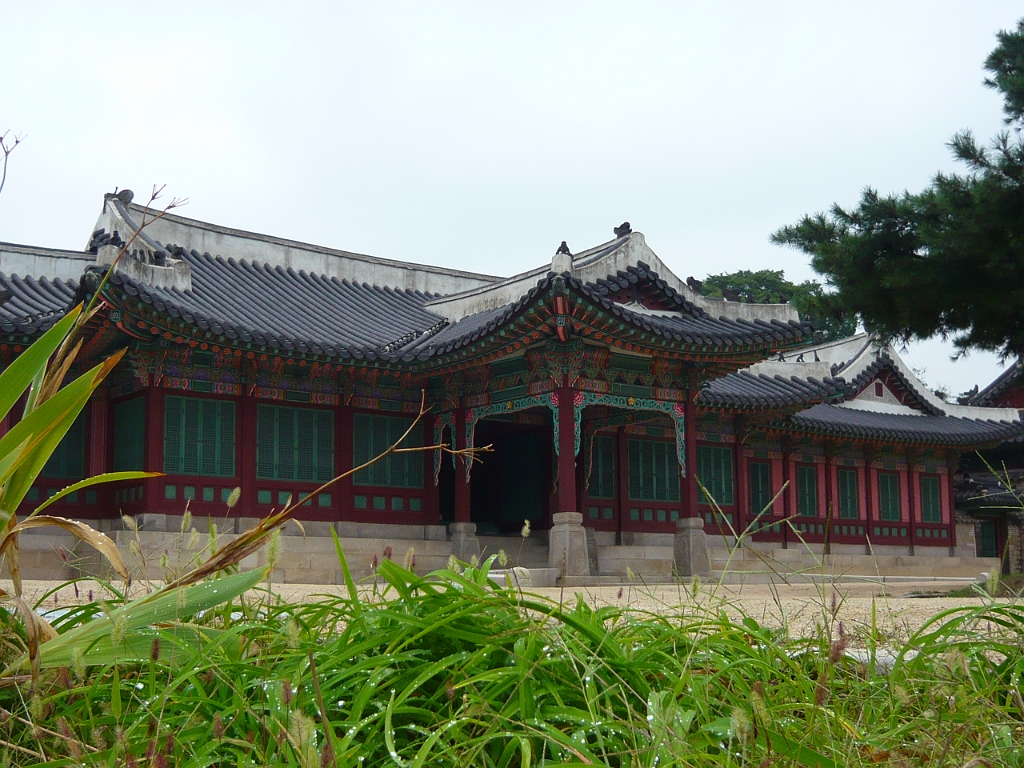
[9, 575, 1005, 641]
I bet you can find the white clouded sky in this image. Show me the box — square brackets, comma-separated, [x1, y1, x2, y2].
[1, 2, 1020, 395]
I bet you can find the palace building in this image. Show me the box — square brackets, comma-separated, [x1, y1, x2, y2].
[1, 191, 1020, 583]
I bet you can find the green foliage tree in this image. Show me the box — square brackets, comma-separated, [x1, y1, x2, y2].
[772, 19, 1024, 359]
[699, 269, 857, 341]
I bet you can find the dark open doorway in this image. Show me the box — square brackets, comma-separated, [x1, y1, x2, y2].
[470, 417, 552, 534]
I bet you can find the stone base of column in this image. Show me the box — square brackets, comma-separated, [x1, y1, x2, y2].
[549, 512, 590, 576]
[674, 517, 711, 578]
[450, 522, 481, 564]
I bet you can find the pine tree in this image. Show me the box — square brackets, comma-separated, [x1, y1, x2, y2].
[772, 19, 1024, 359]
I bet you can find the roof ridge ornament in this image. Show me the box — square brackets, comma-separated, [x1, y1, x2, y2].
[551, 241, 573, 275]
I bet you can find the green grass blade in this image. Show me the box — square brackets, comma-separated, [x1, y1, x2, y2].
[28, 471, 161, 517]
[0, 305, 80, 424]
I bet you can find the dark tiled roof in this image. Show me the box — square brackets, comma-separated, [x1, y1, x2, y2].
[699, 371, 845, 408]
[972, 360, 1023, 407]
[105, 250, 446, 359]
[107, 251, 813, 362]
[0, 272, 77, 335]
[574, 275, 811, 347]
[787, 404, 1023, 445]
[588, 262, 705, 316]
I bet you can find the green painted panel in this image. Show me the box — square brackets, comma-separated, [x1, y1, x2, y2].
[838, 468, 858, 519]
[878, 472, 900, 521]
[113, 396, 146, 471]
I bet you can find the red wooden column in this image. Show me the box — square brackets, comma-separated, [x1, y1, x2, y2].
[684, 392, 699, 517]
[556, 377, 578, 514]
[824, 451, 835, 551]
[946, 464, 958, 547]
[907, 460, 918, 553]
[454, 406, 472, 523]
[865, 460, 877, 542]
[780, 445, 791, 548]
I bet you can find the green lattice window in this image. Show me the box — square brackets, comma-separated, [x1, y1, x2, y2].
[257, 405, 334, 482]
[837, 467, 858, 519]
[627, 439, 680, 502]
[796, 465, 818, 517]
[42, 414, 86, 478]
[748, 461, 771, 515]
[920, 475, 941, 523]
[589, 435, 615, 499]
[353, 414, 423, 488]
[696, 445, 734, 506]
[164, 396, 236, 477]
[878, 472, 901, 521]
[113, 397, 146, 471]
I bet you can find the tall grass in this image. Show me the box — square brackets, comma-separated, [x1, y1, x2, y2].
[2, 546, 1023, 766]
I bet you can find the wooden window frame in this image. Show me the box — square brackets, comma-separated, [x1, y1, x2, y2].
[919, 474, 942, 524]
[747, 460, 772, 516]
[257, 403, 335, 483]
[112, 395, 147, 472]
[588, 434, 616, 500]
[878, 471, 901, 522]
[837, 466, 859, 520]
[696, 444, 735, 507]
[627, 437, 681, 503]
[163, 395, 237, 478]
[352, 412, 424, 489]
[796, 463, 818, 517]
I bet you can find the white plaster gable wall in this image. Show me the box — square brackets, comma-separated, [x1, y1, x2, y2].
[124, 204, 500, 296]
[0, 243, 95, 282]
[426, 232, 801, 323]
[853, 378, 904, 407]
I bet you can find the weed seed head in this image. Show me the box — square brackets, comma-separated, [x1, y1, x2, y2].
[286, 618, 301, 649]
[382, 544, 393, 560]
[150, 637, 161, 663]
[122, 514, 138, 532]
[90, 726, 108, 750]
[730, 706, 752, 744]
[814, 677, 829, 706]
[212, 712, 225, 740]
[829, 635, 849, 665]
[112, 614, 127, 646]
[751, 681, 769, 724]
[187, 528, 200, 551]
[287, 711, 319, 768]
[404, 546, 415, 571]
[498, 549, 508, 566]
[521, 519, 531, 538]
[227, 487, 241, 509]
[180, 510, 192, 533]
[267, 529, 281, 570]
[70, 651, 84, 679]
